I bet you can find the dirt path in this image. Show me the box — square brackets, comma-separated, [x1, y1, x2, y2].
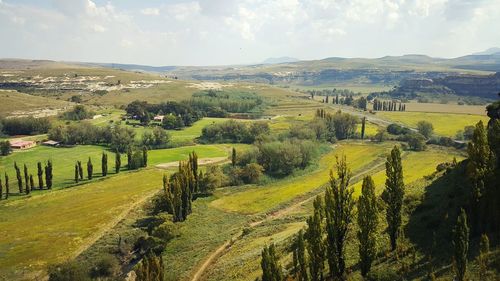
[155, 157, 228, 169]
[190, 156, 389, 281]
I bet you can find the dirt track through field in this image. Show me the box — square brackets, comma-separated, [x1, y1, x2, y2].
[189, 155, 389, 281]
[155, 157, 228, 169]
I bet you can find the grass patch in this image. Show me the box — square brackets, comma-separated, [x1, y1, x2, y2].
[377, 111, 489, 137]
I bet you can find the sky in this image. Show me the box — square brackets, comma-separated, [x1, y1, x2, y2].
[0, 0, 499, 66]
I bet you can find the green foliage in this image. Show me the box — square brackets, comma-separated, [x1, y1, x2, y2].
[416, 120, 434, 139]
[452, 209, 469, 281]
[142, 126, 170, 148]
[115, 151, 121, 173]
[324, 156, 354, 279]
[306, 196, 325, 281]
[386, 123, 411, 135]
[357, 176, 379, 276]
[101, 153, 108, 176]
[261, 243, 283, 281]
[316, 109, 359, 140]
[135, 253, 165, 281]
[48, 261, 90, 281]
[86, 157, 93, 180]
[199, 165, 226, 193]
[61, 105, 95, 121]
[1, 116, 51, 135]
[0, 140, 12, 156]
[163, 159, 197, 222]
[405, 132, 427, 151]
[478, 234, 490, 280]
[89, 254, 118, 279]
[384, 146, 405, 251]
[257, 140, 318, 177]
[37, 162, 43, 189]
[200, 120, 270, 144]
[292, 230, 308, 281]
[365, 267, 401, 281]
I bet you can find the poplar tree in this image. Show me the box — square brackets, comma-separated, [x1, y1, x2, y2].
[101, 153, 108, 176]
[357, 176, 378, 276]
[293, 230, 308, 281]
[232, 147, 237, 167]
[142, 146, 148, 167]
[23, 164, 29, 194]
[261, 244, 283, 281]
[324, 156, 354, 279]
[74, 164, 79, 183]
[45, 160, 53, 189]
[453, 209, 469, 281]
[37, 162, 44, 189]
[189, 151, 198, 193]
[77, 161, 83, 180]
[14, 162, 22, 193]
[115, 151, 121, 173]
[0, 178, 2, 200]
[29, 175, 34, 191]
[135, 253, 164, 281]
[478, 234, 490, 280]
[306, 196, 324, 281]
[5, 173, 9, 199]
[384, 145, 405, 251]
[87, 157, 93, 180]
[361, 117, 366, 140]
[127, 147, 133, 169]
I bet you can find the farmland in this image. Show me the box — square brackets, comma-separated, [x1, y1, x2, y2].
[377, 111, 489, 136]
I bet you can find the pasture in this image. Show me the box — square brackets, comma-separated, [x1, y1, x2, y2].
[211, 141, 393, 214]
[0, 168, 164, 280]
[377, 111, 489, 137]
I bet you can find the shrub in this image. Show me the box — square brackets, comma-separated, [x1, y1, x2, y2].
[61, 105, 95, 120]
[387, 123, 411, 135]
[240, 163, 264, 184]
[152, 221, 179, 243]
[0, 140, 12, 156]
[366, 267, 402, 281]
[89, 255, 118, 279]
[48, 261, 90, 281]
[416, 120, 434, 139]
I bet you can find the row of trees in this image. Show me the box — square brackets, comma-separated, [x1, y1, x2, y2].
[373, 99, 406, 112]
[262, 146, 406, 280]
[0, 116, 51, 136]
[0, 160, 52, 199]
[200, 120, 270, 144]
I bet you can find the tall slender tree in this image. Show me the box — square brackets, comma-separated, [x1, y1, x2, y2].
[361, 117, 366, 140]
[5, 173, 9, 199]
[115, 151, 121, 173]
[357, 176, 379, 276]
[14, 162, 22, 193]
[37, 162, 43, 189]
[306, 196, 325, 281]
[293, 230, 308, 281]
[23, 164, 29, 194]
[29, 175, 34, 192]
[384, 145, 405, 251]
[478, 234, 490, 280]
[87, 157, 93, 180]
[324, 156, 354, 279]
[45, 160, 53, 189]
[232, 147, 237, 167]
[127, 147, 133, 169]
[0, 178, 3, 200]
[135, 253, 165, 281]
[74, 164, 79, 183]
[77, 161, 83, 180]
[142, 146, 148, 167]
[453, 209, 469, 281]
[101, 153, 108, 176]
[261, 244, 283, 281]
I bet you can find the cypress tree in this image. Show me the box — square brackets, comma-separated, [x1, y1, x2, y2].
[74, 164, 79, 183]
[478, 234, 490, 280]
[87, 157, 93, 180]
[324, 156, 354, 279]
[189, 151, 198, 193]
[135, 253, 164, 281]
[77, 161, 83, 180]
[293, 230, 308, 281]
[261, 244, 282, 281]
[453, 209, 469, 281]
[23, 164, 29, 194]
[0, 178, 2, 200]
[115, 151, 121, 173]
[162, 174, 168, 192]
[142, 146, 148, 167]
[37, 162, 44, 189]
[361, 117, 366, 140]
[384, 145, 405, 251]
[357, 176, 378, 276]
[29, 175, 34, 192]
[306, 196, 324, 281]
[101, 153, 108, 176]
[232, 147, 237, 167]
[46, 160, 53, 189]
[5, 173, 9, 199]
[127, 147, 133, 169]
[14, 162, 22, 193]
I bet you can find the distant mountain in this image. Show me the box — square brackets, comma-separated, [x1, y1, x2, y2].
[472, 47, 500, 56]
[261, 57, 299, 64]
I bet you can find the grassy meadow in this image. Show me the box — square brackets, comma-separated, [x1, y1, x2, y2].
[377, 111, 489, 137]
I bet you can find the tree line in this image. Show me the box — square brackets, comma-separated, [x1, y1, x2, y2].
[0, 160, 52, 199]
[372, 99, 406, 112]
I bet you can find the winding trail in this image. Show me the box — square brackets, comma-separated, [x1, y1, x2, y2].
[189, 155, 389, 281]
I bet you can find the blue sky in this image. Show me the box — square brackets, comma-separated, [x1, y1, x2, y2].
[1, 0, 499, 66]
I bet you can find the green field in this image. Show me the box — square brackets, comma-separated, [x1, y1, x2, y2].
[211, 142, 393, 214]
[0, 168, 164, 280]
[377, 111, 489, 137]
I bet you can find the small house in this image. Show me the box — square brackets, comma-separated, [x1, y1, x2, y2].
[153, 115, 164, 122]
[42, 140, 60, 147]
[10, 140, 36, 150]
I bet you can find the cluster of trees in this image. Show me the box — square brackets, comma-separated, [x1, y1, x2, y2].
[126, 100, 202, 128]
[315, 109, 359, 140]
[60, 105, 95, 121]
[261, 147, 407, 280]
[189, 89, 264, 116]
[200, 120, 270, 144]
[127, 146, 148, 170]
[0, 160, 52, 199]
[0, 116, 51, 135]
[377, 121, 433, 151]
[0, 140, 12, 156]
[373, 99, 406, 112]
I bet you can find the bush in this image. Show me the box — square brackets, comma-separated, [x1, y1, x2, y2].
[240, 163, 264, 184]
[405, 132, 426, 151]
[387, 123, 411, 135]
[199, 165, 227, 192]
[48, 261, 90, 281]
[61, 105, 95, 120]
[416, 120, 434, 139]
[89, 255, 118, 279]
[236, 148, 259, 166]
[142, 126, 170, 148]
[366, 267, 402, 281]
[0, 140, 12, 156]
[152, 221, 179, 243]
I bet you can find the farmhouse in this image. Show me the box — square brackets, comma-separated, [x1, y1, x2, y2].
[10, 140, 36, 150]
[153, 115, 164, 122]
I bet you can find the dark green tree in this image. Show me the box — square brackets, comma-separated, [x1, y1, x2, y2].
[101, 153, 108, 176]
[453, 209, 469, 281]
[357, 176, 378, 276]
[5, 173, 9, 199]
[14, 162, 22, 193]
[29, 175, 34, 191]
[478, 234, 490, 280]
[142, 146, 148, 167]
[23, 164, 29, 194]
[361, 117, 366, 140]
[74, 164, 79, 183]
[0, 178, 2, 200]
[261, 243, 283, 281]
[232, 147, 237, 167]
[384, 145, 405, 251]
[127, 147, 133, 169]
[135, 253, 164, 281]
[87, 157, 93, 180]
[293, 230, 308, 281]
[324, 156, 354, 279]
[306, 196, 324, 281]
[37, 162, 44, 189]
[115, 151, 121, 173]
[77, 161, 83, 180]
[45, 160, 53, 189]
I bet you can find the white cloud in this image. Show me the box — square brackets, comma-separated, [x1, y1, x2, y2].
[91, 23, 106, 32]
[141, 8, 159, 16]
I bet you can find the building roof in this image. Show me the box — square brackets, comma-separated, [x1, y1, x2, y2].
[42, 140, 60, 145]
[10, 140, 36, 146]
